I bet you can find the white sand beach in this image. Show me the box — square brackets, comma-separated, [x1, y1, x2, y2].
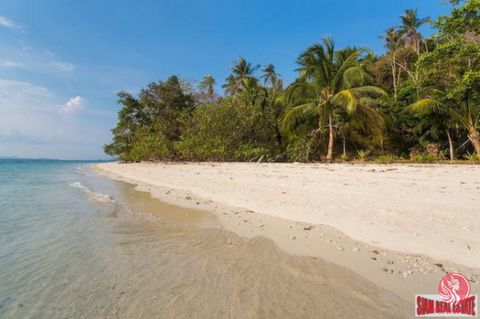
[96, 162, 480, 301]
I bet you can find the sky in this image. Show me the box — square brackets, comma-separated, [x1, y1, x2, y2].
[0, 0, 450, 160]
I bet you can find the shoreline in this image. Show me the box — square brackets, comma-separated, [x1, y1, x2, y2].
[94, 162, 480, 302]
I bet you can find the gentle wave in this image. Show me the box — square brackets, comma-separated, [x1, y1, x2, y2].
[69, 181, 116, 204]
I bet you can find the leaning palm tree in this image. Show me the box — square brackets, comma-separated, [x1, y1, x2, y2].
[398, 9, 431, 55]
[407, 88, 480, 156]
[198, 74, 216, 101]
[282, 38, 386, 162]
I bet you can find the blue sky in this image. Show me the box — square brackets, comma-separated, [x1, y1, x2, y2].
[0, 0, 450, 160]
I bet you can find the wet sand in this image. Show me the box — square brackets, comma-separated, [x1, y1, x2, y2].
[59, 172, 413, 318]
[95, 162, 480, 307]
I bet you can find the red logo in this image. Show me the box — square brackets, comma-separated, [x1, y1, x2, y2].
[439, 272, 471, 305]
[416, 272, 477, 317]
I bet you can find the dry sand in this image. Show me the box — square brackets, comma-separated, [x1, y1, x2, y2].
[96, 162, 480, 302]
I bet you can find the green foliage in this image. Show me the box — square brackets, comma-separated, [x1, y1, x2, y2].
[282, 38, 385, 161]
[340, 153, 349, 162]
[464, 152, 480, 162]
[357, 150, 370, 161]
[129, 125, 173, 161]
[375, 154, 396, 164]
[104, 75, 194, 161]
[411, 153, 439, 163]
[104, 2, 480, 164]
[176, 90, 281, 161]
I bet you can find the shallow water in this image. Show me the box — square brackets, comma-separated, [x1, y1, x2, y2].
[0, 159, 409, 318]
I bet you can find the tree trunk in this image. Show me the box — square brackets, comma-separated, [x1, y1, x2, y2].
[326, 113, 334, 162]
[469, 129, 480, 154]
[391, 51, 397, 101]
[446, 128, 454, 161]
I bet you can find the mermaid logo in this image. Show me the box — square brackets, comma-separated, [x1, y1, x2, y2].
[416, 272, 477, 317]
[439, 272, 471, 305]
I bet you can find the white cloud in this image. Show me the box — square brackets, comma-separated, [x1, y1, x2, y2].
[0, 59, 25, 68]
[51, 61, 75, 72]
[59, 96, 84, 115]
[0, 16, 16, 28]
[0, 79, 53, 105]
[0, 16, 23, 31]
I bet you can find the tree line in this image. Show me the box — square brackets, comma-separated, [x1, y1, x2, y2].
[105, 0, 480, 163]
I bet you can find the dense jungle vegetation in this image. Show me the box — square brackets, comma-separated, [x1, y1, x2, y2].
[105, 0, 480, 163]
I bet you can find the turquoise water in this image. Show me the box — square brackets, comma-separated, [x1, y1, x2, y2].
[0, 159, 120, 317]
[0, 159, 409, 318]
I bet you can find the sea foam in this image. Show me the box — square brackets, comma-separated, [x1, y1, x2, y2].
[69, 181, 116, 204]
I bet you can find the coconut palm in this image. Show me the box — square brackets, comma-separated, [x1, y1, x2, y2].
[261, 63, 280, 88]
[408, 89, 480, 156]
[398, 9, 431, 55]
[282, 38, 386, 162]
[381, 27, 402, 51]
[380, 28, 403, 100]
[222, 75, 240, 96]
[407, 97, 455, 160]
[198, 74, 216, 101]
[231, 57, 259, 81]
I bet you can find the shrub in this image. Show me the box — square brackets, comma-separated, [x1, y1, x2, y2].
[129, 126, 173, 161]
[411, 153, 438, 163]
[375, 154, 396, 164]
[464, 152, 480, 163]
[357, 150, 370, 161]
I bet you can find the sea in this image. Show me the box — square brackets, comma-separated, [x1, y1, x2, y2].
[0, 159, 407, 318]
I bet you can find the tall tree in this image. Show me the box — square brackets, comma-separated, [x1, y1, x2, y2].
[104, 75, 195, 160]
[261, 64, 279, 87]
[409, 0, 480, 155]
[380, 28, 403, 100]
[231, 57, 260, 81]
[198, 74, 216, 101]
[282, 38, 386, 161]
[222, 75, 240, 96]
[398, 9, 431, 55]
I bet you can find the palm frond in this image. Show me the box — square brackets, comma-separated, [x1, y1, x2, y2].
[332, 89, 358, 114]
[342, 66, 371, 88]
[281, 102, 318, 132]
[350, 86, 387, 97]
[406, 98, 440, 115]
[284, 80, 316, 105]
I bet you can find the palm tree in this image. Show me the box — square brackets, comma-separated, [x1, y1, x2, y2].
[261, 63, 280, 88]
[198, 74, 216, 101]
[282, 38, 386, 162]
[381, 27, 401, 52]
[380, 28, 403, 100]
[231, 57, 259, 81]
[406, 98, 455, 160]
[398, 9, 431, 55]
[408, 89, 480, 156]
[222, 75, 240, 96]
